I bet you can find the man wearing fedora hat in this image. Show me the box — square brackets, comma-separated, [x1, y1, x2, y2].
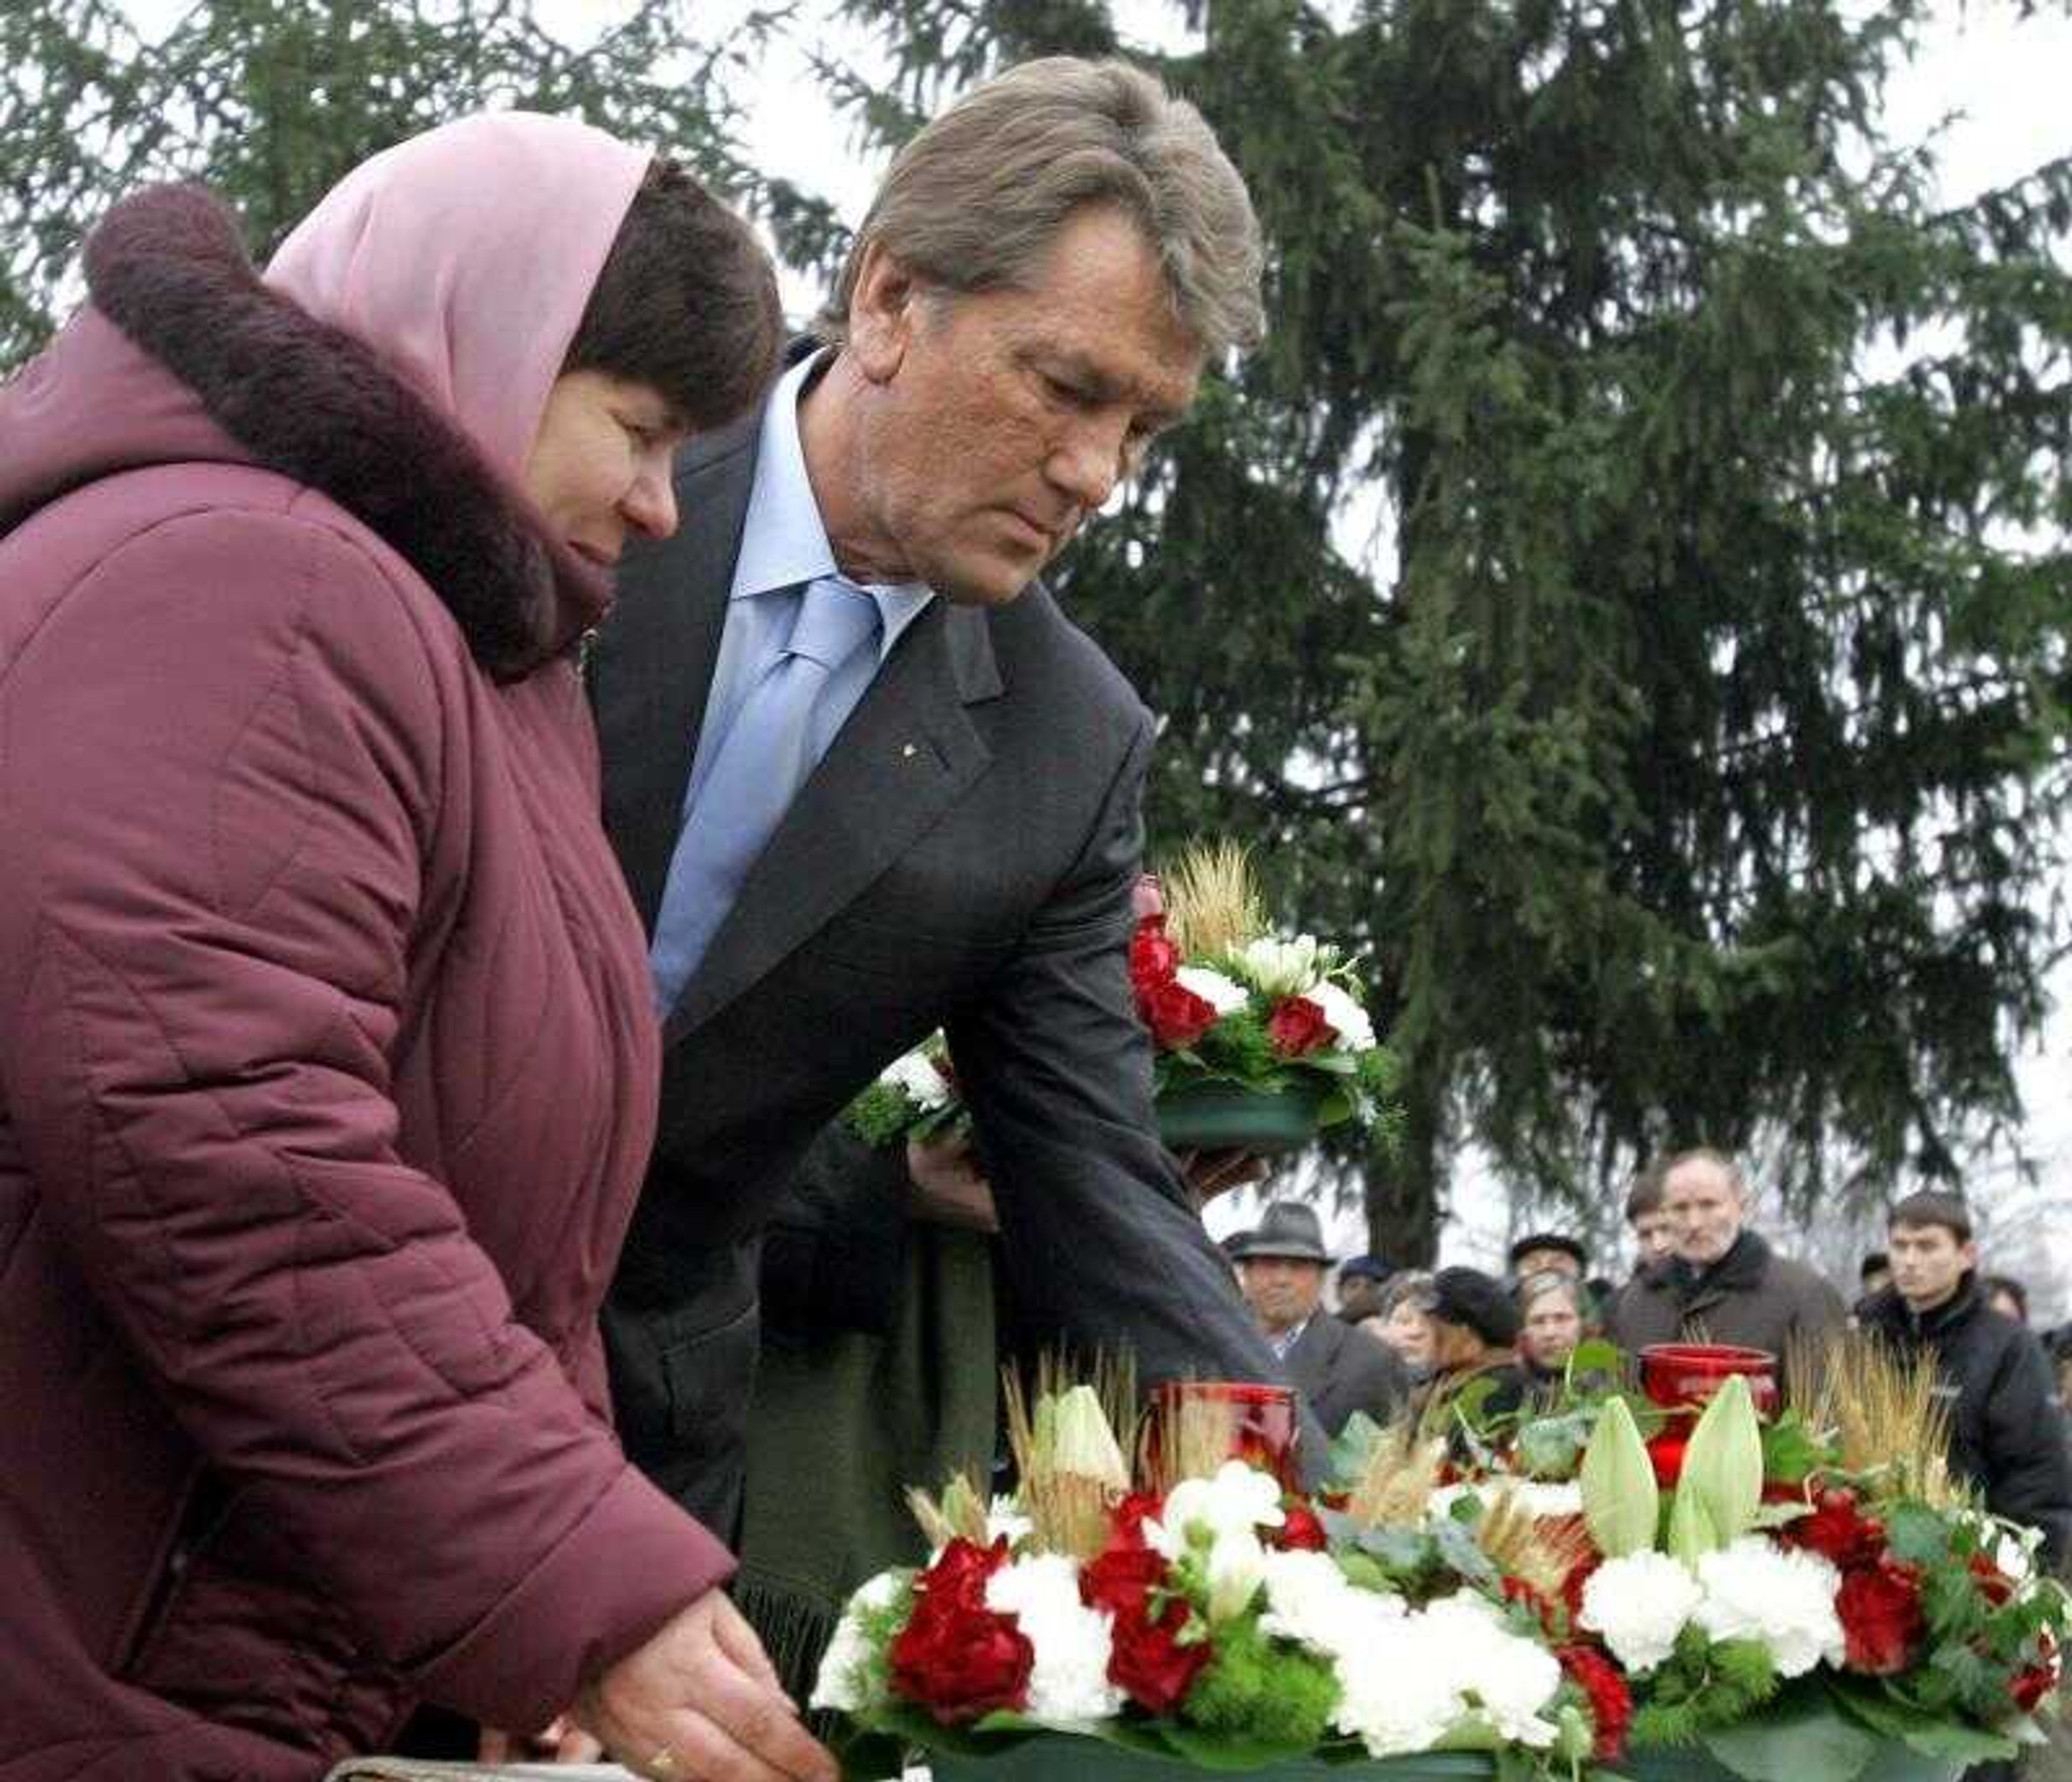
[1230, 1203, 1410, 1437]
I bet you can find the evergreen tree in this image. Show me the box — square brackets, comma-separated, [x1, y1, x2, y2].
[0, 0, 801, 369]
[817, 0, 2072, 1257]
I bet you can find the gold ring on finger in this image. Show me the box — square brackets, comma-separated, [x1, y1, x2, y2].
[649, 1746, 682, 1780]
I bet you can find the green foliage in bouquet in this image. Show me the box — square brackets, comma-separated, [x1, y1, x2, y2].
[1180, 1616, 1339, 1753]
[1627, 1627, 1781, 1747]
[842, 1033, 970, 1149]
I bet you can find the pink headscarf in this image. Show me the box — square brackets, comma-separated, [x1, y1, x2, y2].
[267, 111, 648, 480]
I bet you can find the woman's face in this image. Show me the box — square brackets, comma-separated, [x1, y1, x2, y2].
[1521, 1290, 1583, 1371]
[522, 370, 687, 566]
[1379, 1299, 1436, 1368]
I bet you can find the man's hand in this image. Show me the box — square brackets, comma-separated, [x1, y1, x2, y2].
[1177, 1147, 1269, 1207]
[904, 1132, 999, 1233]
[575, 1591, 838, 1782]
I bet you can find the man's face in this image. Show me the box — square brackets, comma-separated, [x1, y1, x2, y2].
[1239, 1256, 1325, 1335]
[1514, 1246, 1582, 1282]
[1631, 1209, 1676, 1264]
[1661, 1159, 1744, 1266]
[843, 205, 1202, 605]
[1887, 1221, 1975, 1312]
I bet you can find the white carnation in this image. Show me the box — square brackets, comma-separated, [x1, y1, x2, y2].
[1331, 1594, 1561, 1757]
[1305, 980, 1375, 1052]
[808, 1569, 909, 1713]
[1174, 965, 1250, 1016]
[1579, 1549, 1705, 1674]
[881, 1048, 950, 1110]
[985, 1555, 1125, 1722]
[1259, 1548, 1405, 1657]
[1693, 1536, 1846, 1678]
[1236, 934, 1325, 997]
[1431, 1479, 1583, 1522]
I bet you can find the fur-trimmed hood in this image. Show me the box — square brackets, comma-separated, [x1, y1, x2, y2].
[0, 183, 609, 680]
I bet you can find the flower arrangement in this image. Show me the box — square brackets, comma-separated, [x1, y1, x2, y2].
[813, 1345, 2067, 1782]
[1128, 844, 1398, 1153]
[842, 842, 1399, 1157]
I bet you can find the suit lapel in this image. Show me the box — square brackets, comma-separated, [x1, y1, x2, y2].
[593, 418, 759, 931]
[663, 596, 1000, 1044]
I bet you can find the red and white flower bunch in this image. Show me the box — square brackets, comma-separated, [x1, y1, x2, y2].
[815, 1358, 2068, 1782]
[1127, 848, 1398, 1138]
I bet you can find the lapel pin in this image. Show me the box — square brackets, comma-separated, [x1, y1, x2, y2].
[901, 742, 918, 760]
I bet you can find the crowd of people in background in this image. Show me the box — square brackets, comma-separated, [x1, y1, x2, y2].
[1225, 1145, 2072, 1570]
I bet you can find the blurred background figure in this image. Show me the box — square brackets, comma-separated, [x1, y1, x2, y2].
[1508, 1231, 1587, 1283]
[1366, 1268, 1439, 1382]
[1335, 1252, 1394, 1325]
[1516, 1269, 1592, 1393]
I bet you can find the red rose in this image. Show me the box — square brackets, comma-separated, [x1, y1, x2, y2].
[1106, 1596, 1210, 1715]
[1140, 977, 1218, 1050]
[1266, 995, 1335, 1058]
[889, 1536, 1032, 1723]
[2011, 1656, 2057, 1713]
[1784, 1489, 1886, 1569]
[1275, 1501, 1329, 1551]
[1969, 1551, 2016, 1607]
[1129, 918, 1182, 992]
[1836, 1558, 1924, 1675]
[1082, 1541, 1167, 1618]
[1109, 1491, 1167, 1550]
[889, 1604, 1034, 1723]
[1559, 1644, 1633, 1761]
[1081, 1536, 1208, 1713]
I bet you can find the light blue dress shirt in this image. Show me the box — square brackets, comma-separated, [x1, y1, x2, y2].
[650, 352, 935, 1008]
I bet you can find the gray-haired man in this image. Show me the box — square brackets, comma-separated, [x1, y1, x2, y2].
[593, 57, 1296, 1554]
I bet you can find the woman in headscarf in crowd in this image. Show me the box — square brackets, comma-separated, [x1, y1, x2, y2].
[0, 114, 833, 1782]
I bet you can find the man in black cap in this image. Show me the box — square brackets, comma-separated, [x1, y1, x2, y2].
[1230, 1203, 1410, 1437]
[1507, 1232, 1588, 1284]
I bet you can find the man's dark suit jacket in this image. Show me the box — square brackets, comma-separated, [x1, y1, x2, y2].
[590, 382, 1285, 1538]
[1282, 1315, 1412, 1438]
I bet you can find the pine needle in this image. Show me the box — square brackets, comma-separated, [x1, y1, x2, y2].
[1162, 840, 1264, 961]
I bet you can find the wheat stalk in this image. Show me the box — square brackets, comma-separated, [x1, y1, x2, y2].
[1344, 1421, 1449, 1529]
[1003, 1352, 1140, 1559]
[1162, 840, 1264, 961]
[1788, 1330, 1962, 1506]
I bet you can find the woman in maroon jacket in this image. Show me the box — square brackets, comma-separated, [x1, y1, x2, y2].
[0, 114, 827, 1782]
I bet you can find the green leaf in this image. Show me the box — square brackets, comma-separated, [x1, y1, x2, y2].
[1697, 1681, 1876, 1782]
[1829, 1678, 2021, 1763]
[1677, 1375, 1763, 1545]
[1667, 1486, 1720, 1567]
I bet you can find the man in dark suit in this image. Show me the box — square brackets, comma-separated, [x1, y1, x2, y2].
[591, 57, 1292, 1541]
[1231, 1205, 1411, 1437]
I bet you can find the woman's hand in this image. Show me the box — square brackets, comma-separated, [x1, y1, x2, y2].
[479, 1715, 606, 1763]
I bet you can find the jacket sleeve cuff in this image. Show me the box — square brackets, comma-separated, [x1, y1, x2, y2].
[409, 1462, 738, 1731]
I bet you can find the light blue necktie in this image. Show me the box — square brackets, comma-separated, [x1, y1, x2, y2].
[649, 576, 881, 1013]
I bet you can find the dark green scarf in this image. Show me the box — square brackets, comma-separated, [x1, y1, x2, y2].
[734, 1222, 998, 1707]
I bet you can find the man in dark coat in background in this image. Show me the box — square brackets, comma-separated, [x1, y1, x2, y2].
[1858, 1191, 2072, 1568]
[1606, 1147, 1846, 1384]
[1232, 1205, 1410, 1437]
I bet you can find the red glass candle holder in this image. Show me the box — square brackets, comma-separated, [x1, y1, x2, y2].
[1638, 1343, 1778, 1486]
[1149, 1380, 1301, 1492]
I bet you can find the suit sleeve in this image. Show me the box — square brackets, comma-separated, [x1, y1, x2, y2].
[761, 1123, 914, 1339]
[945, 717, 1305, 1438]
[0, 511, 729, 1731]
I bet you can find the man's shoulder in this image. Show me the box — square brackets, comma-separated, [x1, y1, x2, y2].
[986, 578, 1148, 722]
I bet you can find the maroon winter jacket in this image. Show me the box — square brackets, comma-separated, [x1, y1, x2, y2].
[0, 188, 732, 1774]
